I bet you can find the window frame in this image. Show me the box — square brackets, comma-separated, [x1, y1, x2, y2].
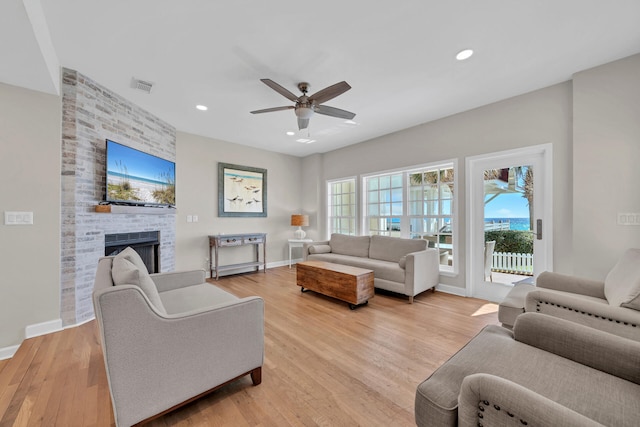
[327, 176, 358, 237]
[360, 160, 458, 275]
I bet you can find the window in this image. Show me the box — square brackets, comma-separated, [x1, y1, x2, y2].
[362, 161, 456, 272]
[327, 178, 357, 235]
[407, 165, 455, 272]
[365, 172, 403, 236]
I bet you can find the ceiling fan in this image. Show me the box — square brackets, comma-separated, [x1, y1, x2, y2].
[250, 79, 356, 130]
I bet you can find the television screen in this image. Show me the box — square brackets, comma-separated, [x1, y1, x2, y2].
[106, 139, 176, 206]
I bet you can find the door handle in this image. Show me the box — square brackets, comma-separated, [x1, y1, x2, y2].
[536, 219, 542, 240]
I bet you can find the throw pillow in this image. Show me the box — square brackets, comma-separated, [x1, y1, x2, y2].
[111, 247, 167, 315]
[398, 256, 407, 269]
[309, 244, 332, 254]
[604, 248, 640, 310]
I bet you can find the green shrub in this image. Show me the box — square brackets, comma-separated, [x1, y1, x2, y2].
[485, 230, 533, 254]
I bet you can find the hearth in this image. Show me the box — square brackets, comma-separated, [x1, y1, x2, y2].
[105, 231, 160, 273]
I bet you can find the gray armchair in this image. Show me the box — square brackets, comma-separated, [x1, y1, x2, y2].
[415, 313, 640, 426]
[524, 248, 640, 341]
[500, 248, 640, 341]
[92, 248, 264, 426]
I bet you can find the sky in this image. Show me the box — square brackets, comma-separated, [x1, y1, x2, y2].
[484, 192, 530, 218]
[106, 140, 175, 180]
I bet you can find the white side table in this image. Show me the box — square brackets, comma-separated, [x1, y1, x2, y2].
[288, 239, 312, 268]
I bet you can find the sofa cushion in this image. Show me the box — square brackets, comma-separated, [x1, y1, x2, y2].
[369, 235, 426, 262]
[498, 283, 536, 328]
[159, 283, 239, 314]
[329, 233, 370, 257]
[111, 247, 167, 315]
[514, 313, 640, 384]
[604, 248, 640, 310]
[308, 244, 332, 254]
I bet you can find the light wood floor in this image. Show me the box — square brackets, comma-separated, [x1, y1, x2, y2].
[0, 266, 499, 426]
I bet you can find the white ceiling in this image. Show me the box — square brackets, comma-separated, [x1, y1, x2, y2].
[3, 1, 640, 157]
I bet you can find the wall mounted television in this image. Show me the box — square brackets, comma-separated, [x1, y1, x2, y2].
[105, 139, 176, 206]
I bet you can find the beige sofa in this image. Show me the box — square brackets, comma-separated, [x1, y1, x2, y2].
[92, 248, 264, 426]
[499, 248, 640, 341]
[415, 313, 640, 426]
[303, 233, 439, 302]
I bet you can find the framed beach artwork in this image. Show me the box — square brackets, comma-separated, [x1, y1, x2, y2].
[218, 162, 267, 217]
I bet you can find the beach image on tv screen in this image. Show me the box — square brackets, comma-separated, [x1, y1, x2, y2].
[106, 141, 175, 205]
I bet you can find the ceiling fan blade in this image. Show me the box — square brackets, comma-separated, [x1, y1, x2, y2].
[297, 117, 310, 130]
[308, 81, 351, 105]
[260, 79, 299, 102]
[250, 106, 294, 114]
[315, 105, 356, 120]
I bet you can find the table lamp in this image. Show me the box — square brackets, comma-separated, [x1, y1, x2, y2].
[290, 214, 309, 239]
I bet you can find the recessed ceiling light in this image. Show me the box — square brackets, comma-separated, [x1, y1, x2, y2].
[286, 131, 295, 136]
[296, 138, 315, 144]
[344, 120, 358, 125]
[196, 105, 208, 111]
[456, 49, 474, 61]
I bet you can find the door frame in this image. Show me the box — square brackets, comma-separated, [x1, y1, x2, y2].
[465, 143, 553, 301]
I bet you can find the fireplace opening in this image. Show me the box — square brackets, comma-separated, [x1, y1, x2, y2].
[105, 231, 160, 273]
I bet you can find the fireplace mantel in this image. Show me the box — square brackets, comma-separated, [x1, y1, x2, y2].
[95, 205, 177, 215]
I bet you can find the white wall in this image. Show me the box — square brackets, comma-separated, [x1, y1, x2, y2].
[174, 131, 303, 275]
[0, 82, 61, 349]
[306, 82, 574, 290]
[573, 54, 640, 279]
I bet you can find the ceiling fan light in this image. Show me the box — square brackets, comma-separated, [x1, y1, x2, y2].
[295, 107, 314, 119]
[456, 49, 474, 61]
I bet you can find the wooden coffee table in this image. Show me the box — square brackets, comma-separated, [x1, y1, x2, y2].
[296, 260, 374, 309]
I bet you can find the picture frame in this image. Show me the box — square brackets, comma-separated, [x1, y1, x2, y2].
[218, 162, 267, 217]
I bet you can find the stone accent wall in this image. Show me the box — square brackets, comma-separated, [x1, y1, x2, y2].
[61, 68, 176, 326]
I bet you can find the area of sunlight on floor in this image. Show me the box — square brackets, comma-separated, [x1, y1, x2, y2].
[471, 303, 499, 317]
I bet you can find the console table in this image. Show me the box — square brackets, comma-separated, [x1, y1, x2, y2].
[208, 233, 266, 280]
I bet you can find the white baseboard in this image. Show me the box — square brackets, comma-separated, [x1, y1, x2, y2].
[25, 318, 63, 339]
[435, 283, 468, 297]
[1, 317, 91, 361]
[0, 344, 20, 360]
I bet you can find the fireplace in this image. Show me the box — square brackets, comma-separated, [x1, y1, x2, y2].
[105, 231, 160, 273]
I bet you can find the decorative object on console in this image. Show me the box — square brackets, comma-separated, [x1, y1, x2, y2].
[291, 214, 309, 239]
[218, 162, 267, 217]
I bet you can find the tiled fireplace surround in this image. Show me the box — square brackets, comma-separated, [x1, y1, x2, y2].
[61, 68, 176, 326]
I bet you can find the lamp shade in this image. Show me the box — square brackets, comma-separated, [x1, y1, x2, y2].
[290, 214, 309, 227]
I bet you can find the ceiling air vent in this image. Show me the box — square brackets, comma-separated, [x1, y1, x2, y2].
[131, 77, 154, 94]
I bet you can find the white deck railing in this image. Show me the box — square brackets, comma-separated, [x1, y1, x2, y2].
[484, 220, 510, 231]
[492, 251, 533, 276]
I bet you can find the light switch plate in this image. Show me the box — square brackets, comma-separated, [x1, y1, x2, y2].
[617, 213, 640, 226]
[4, 211, 34, 225]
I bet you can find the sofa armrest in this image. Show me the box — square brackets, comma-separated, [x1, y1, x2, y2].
[536, 271, 605, 299]
[150, 269, 207, 292]
[458, 373, 603, 427]
[524, 289, 640, 341]
[303, 240, 329, 261]
[405, 248, 440, 297]
[514, 313, 640, 384]
[93, 285, 264, 427]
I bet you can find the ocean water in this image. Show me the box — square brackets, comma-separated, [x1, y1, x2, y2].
[485, 217, 531, 231]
